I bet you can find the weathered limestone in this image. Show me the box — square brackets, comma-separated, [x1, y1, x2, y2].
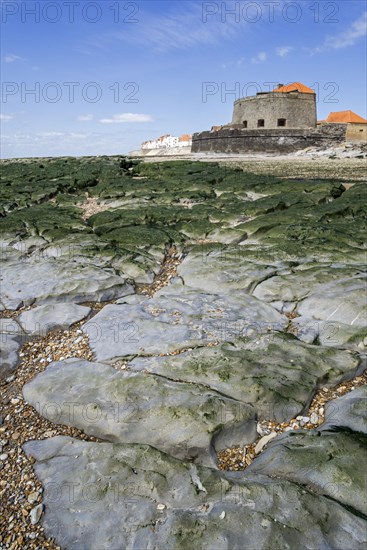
[0, 334, 21, 380]
[252, 266, 361, 305]
[2, 158, 366, 548]
[321, 385, 367, 434]
[83, 290, 285, 361]
[248, 429, 367, 516]
[297, 275, 367, 327]
[1, 248, 134, 310]
[176, 246, 279, 295]
[289, 314, 367, 349]
[22, 359, 256, 466]
[130, 334, 361, 422]
[18, 303, 91, 335]
[23, 436, 367, 550]
[0, 317, 24, 336]
[247, 385, 367, 518]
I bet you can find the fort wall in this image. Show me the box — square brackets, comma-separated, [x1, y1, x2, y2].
[192, 124, 347, 154]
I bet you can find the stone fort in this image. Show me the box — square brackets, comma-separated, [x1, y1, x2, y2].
[192, 82, 366, 153]
[232, 83, 316, 129]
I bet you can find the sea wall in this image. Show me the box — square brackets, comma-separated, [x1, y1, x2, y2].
[192, 124, 347, 154]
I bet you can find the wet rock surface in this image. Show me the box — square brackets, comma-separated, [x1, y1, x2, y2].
[23, 436, 367, 550]
[83, 289, 285, 361]
[0, 334, 22, 380]
[1, 157, 366, 548]
[130, 334, 361, 421]
[0, 247, 134, 309]
[321, 385, 367, 434]
[23, 358, 257, 467]
[18, 303, 91, 335]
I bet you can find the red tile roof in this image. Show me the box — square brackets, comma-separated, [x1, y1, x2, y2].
[179, 134, 192, 141]
[273, 82, 315, 94]
[326, 110, 367, 123]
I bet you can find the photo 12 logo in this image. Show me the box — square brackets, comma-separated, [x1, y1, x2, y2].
[1, 2, 140, 24]
[1, 81, 140, 104]
[202, 81, 339, 104]
[201, 2, 339, 24]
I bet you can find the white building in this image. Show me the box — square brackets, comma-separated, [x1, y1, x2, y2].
[178, 134, 192, 147]
[141, 134, 192, 150]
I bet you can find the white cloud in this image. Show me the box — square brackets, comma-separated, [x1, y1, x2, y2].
[38, 132, 64, 137]
[276, 46, 293, 57]
[251, 52, 267, 64]
[84, 2, 244, 53]
[307, 11, 367, 54]
[77, 114, 94, 122]
[4, 54, 24, 63]
[99, 113, 154, 124]
[0, 113, 14, 122]
[325, 11, 367, 49]
[70, 133, 89, 139]
[222, 57, 245, 69]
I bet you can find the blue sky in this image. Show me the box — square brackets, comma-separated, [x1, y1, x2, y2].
[1, 0, 366, 158]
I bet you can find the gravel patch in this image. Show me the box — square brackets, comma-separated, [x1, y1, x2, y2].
[217, 370, 367, 471]
[0, 321, 97, 549]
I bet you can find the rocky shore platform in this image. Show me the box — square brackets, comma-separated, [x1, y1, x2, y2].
[0, 156, 366, 549]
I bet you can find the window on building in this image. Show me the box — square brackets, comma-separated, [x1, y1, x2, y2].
[243, 121, 248, 128]
[257, 119, 265, 127]
[277, 118, 286, 127]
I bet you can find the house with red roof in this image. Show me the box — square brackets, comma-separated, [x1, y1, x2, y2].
[325, 110, 367, 124]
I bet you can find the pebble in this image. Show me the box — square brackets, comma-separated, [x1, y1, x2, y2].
[157, 503, 166, 511]
[43, 430, 57, 438]
[256, 422, 271, 436]
[0, 318, 95, 548]
[300, 416, 310, 427]
[254, 432, 277, 455]
[219, 511, 226, 519]
[30, 503, 43, 525]
[27, 491, 40, 504]
[310, 412, 319, 424]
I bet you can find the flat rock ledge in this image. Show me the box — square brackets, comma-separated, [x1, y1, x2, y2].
[23, 435, 367, 550]
[18, 303, 91, 335]
[22, 359, 257, 467]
